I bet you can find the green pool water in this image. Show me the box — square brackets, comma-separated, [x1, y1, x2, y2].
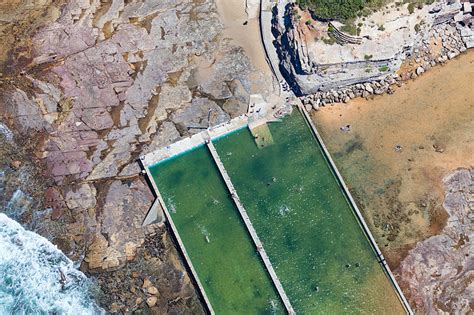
[149, 146, 284, 314]
[213, 111, 405, 314]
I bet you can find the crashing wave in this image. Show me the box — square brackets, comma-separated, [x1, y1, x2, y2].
[0, 213, 103, 315]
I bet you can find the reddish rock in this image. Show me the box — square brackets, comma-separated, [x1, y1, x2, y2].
[44, 187, 66, 220]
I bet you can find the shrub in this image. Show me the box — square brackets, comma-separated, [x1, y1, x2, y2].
[379, 65, 389, 72]
[364, 54, 373, 60]
[341, 23, 358, 35]
[378, 24, 385, 31]
[296, 0, 374, 21]
[408, 3, 415, 14]
[323, 37, 336, 45]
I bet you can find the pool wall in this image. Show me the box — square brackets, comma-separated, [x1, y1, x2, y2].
[297, 105, 413, 315]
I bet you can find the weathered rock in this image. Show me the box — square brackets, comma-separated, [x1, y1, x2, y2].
[171, 98, 230, 134]
[147, 286, 159, 295]
[364, 83, 374, 94]
[64, 183, 97, 211]
[416, 66, 425, 75]
[84, 178, 153, 271]
[146, 296, 158, 307]
[143, 278, 152, 289]
[398, 168, 473, 314]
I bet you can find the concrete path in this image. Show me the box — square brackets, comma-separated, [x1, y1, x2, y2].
[260, 0, 286, 93]
[206, 140, 295, 315]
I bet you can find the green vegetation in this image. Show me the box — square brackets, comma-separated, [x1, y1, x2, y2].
[324, 24, 338, 45]
[340, 22, 359, 36]
[378, 24, 385, 31]
[364, 54, 373, 60]
[323, 37, 336, 45]
[414, 23, 421, 32]
[296, 0, 434, 21]
[296, 0, 388, 21]
[379, 65, 390, 72]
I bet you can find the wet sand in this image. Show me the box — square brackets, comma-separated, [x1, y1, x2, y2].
[215, 0, 271, 74]
[312, 51, 474, 267]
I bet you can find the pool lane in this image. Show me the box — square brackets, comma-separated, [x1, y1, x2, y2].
[213, 111, 406, 314]
[149, 145, 284, 315]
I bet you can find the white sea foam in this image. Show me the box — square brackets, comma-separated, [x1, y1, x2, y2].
[0, 213, 103, 315]
[278, 205, 291, 216]
[167, 197, 177, 214]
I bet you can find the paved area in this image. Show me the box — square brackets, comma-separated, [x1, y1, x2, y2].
[141, 115, 248, 168]
[206, 140, 295, 315]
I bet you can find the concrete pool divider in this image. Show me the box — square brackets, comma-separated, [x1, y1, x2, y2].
[205, 138, 296, 315]
[297, 104, 414, 315]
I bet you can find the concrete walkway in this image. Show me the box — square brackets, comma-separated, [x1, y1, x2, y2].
[206, 140, 295, 315]
[260, 0, 286, 93]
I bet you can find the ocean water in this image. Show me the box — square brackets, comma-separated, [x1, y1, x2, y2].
[0, 213, 102, 315]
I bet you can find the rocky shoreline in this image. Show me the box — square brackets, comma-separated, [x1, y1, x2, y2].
[300, 22, 470, 109]
[0, 0, 273, 312]
[398, 168, 473, 314]
[272, 0, 473, 98]
[0, 0, 472, 313]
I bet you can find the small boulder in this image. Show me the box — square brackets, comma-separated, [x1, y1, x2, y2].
[142, 278, 152, 289]
[10, 160, 21, 169]
[364, 83, 374, 94]
[146, 296, 158, 307]
[147, 286, 159, 295]
[416, 66, 425, 76]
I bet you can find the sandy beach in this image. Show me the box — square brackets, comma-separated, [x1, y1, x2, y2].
[215, 0, 270, 74]
[312, 50, 474, 267]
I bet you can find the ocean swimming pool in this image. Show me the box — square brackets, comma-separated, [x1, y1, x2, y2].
[147, 109, 408, 314]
